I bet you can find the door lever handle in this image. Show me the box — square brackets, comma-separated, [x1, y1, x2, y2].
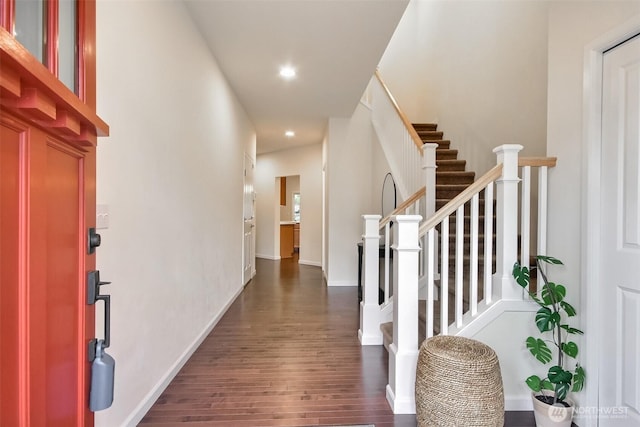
[96, 294, 111, 348]
[87, 270, 111, 305]
[87, 270, 112, 349]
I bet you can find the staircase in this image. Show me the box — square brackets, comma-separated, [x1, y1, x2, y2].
[361, 71, 556, 415]
[380, 123, 494, 348]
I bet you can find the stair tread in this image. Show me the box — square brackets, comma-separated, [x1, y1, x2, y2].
[418, 132, 444, 141]
[436, 171, 475, 176]
[437, 184, 470, 189]
[412, 123, 438, 131]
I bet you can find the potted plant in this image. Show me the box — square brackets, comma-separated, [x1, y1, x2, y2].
[512, 255, 586, 427]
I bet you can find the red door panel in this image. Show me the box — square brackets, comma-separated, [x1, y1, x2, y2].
[0, 120, 23, 427]
[0, 116, 94, 427]
[29, 137, 84, 425]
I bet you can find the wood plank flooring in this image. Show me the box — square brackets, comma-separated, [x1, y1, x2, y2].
[140, 257, 537, 426]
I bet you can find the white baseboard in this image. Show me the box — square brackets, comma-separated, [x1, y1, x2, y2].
[122, 285, 244, 427]
[256, 254, 280, 260]
[298, 259, 321, 267]
[327, 280, 357, 287]
[505, 395, 534, 411]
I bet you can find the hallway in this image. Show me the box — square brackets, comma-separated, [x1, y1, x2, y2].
[138, 257, 538, 426]
[139, 257, 417, 426]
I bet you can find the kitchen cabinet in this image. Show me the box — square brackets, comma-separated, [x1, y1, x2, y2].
[280, 223, 294, 258]
[280, 177, 286, 206]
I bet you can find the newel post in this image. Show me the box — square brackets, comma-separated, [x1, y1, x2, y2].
[493, 144, 523, 301]
[422, 143, 438, 219]
[359, 215, 383, 345]
[386, 214, 421, 414]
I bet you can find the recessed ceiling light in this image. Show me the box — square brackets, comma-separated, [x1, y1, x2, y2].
[285, 130, 295, 138]
[279, 66, 296, 79]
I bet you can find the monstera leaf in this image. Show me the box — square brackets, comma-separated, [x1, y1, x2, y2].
[541, 282, 566, 305]
[561, 341, 578, 358]
[513, 262, 530, 288]
[526, 337, 553, 364]
[572, 365, 586, 392]
[535, 307, 560, 332]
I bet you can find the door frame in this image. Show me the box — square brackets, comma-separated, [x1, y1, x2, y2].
[582, 15, 640, 427]
[243, 153, 256, 285]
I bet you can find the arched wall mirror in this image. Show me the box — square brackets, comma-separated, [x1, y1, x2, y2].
[381, 172, 397, 218]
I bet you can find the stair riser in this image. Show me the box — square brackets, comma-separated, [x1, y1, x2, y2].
[442, 235, 497, 249]
[436, 150, 458, 160]
[432, 141, 451, 149]
[445, 220, 495, 234]
[417, 131, 444, 140]
[436, 199, 494, 211]
[437, 161, 466, 171]
[437, 187, 468, 199]
[436, 173, 475, 185]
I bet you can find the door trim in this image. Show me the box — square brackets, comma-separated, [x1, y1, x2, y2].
[582, 15, 640, 427]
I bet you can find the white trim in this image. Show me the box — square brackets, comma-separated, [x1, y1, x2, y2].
[298, 259, 321, 267]
[326, 280, 357, 287]
[505, 395, 534, 411]
[582, 15, 640, 427]
[122, 286, 244, 427]
[256, 253, 280, 260]
[449, 299, 538, 338]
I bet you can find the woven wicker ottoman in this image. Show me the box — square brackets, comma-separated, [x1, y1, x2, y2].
[415, 335, 504, 426]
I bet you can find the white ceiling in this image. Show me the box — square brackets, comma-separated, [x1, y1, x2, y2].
[184, 0, 409, 154]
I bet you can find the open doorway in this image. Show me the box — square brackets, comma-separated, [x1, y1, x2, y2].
[278, 175, 300, 259]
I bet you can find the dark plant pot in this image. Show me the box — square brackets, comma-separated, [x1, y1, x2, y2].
[531, 392, 574, 427]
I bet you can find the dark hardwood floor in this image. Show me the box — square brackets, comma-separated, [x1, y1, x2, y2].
[140, 257, 536, 427]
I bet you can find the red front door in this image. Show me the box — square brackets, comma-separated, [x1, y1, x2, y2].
[0, 1, 107, 424]
[1, 113, 96, 426]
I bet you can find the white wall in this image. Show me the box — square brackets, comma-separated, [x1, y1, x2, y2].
[371, 130, 395, 216]
[325, 104, 376, 286]
[473, 311, 542, 410]
[546, 1, 640, 295]
[95, 1, 256, 425]
[255, 144, 323, 266]
[378, 0, 549, 176]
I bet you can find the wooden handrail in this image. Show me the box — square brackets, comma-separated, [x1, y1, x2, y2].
[418, 164, 504, 236]
[374, 70, 424, 154]
[519, 157, 557, 167]
[416, 157, 557, 236]
[380, 186, 426, 229]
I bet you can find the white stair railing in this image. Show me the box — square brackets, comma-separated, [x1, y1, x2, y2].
[358, 189, 425, 347]
[370, 71, 425, 199]
[383, 145, 557, 414]
[358, 142, 437, 346]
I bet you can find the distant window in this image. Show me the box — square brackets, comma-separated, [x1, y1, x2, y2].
[293, 193, 300, 222]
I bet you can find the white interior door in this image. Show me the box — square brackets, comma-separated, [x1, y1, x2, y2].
[243, 154, 255, 285]
[599, 34, 640, 427]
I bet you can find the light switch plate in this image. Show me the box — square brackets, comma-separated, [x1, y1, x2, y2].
[96, 204, 109, 229]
